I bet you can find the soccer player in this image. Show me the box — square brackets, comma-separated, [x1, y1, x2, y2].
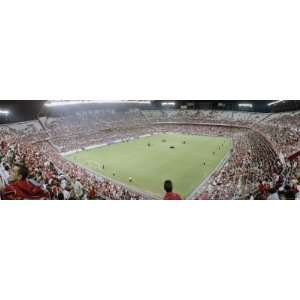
[129, 177, 133, 182]
[102, 164, 105, 170]
[163, 180, 182, 200]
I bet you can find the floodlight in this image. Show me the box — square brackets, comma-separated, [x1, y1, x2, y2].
[162, 102, 175, 106]
[45, 100, 151, 107]
[238, 103, 253, 108]
[0, 110, 10, 115]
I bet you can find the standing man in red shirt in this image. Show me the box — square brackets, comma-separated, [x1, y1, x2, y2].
[163, 180, 182, 200]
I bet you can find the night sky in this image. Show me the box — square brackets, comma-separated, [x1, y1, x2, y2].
[0, 100, 45, 122]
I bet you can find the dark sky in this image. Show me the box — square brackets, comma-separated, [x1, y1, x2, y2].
[0, 100, 45, 122]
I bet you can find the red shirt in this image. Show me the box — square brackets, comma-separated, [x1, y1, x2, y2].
[89, 187, 97, 199]
[3, 179, 49, 200]
[163, 192, 182, 200]
[1, 141, 6, 150]
[199, 192, 209, 200]
[258, 184, 265, 193]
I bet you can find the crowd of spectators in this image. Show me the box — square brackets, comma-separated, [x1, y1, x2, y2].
[43, 109, 300, 157]
[0, 107, 300, 200]
[0, 137, 145, 200]
[256, 121, 300, 157]
[195, 131, 288, 200]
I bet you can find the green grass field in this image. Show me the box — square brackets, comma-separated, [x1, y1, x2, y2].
[64, 133, 231, 199]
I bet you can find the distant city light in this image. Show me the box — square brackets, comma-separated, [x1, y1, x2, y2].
[238, 103, 253, 108]
[0, 110, 10, 115]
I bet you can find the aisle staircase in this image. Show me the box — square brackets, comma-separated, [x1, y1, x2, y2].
[38, 117, 47, 132]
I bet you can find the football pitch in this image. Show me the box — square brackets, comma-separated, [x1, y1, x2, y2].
[64, 133, 232, 199]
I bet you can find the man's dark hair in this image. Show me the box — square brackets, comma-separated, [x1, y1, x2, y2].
[285, 191, 295, 200]
[164, 180, 173, 193]
[14, 163, 29, 180]
[58, 192, 64, 200]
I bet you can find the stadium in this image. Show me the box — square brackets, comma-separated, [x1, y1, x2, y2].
[0, 100, 299, 200]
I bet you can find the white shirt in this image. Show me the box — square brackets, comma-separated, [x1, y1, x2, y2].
[74, 181, 83, 198]
[63, 190, 70, 200]
[61, 179, 67, 189]
[0, 167, 9, 184]
[267, 193, 280, 200]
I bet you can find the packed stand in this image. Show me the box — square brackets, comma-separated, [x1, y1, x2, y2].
[0, 131, 145, 200]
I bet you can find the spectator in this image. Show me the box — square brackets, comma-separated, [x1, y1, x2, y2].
[163, 180, 182, 200]
[1, 164, 49, 200]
